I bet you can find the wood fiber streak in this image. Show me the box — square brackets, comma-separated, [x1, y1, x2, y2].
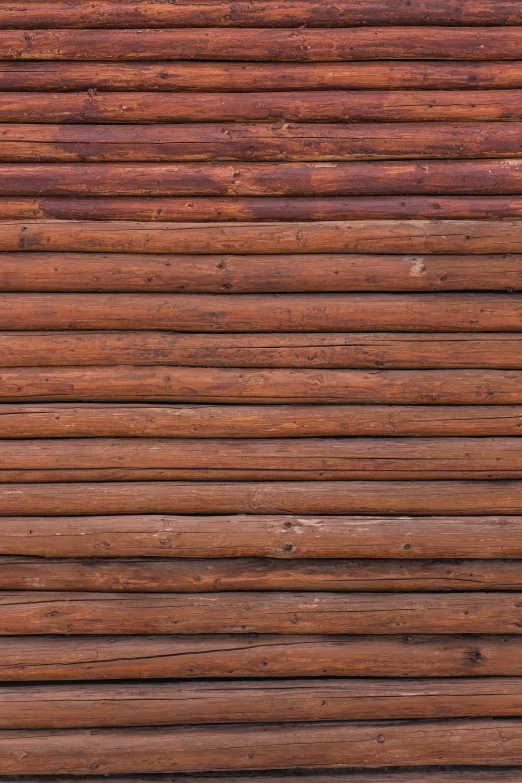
[2, 514, 522, 558]
[1, 634, 522, 681]
[1, 404, 522, 438]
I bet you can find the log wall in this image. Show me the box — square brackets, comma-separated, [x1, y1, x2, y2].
[1, 2, 522, 782]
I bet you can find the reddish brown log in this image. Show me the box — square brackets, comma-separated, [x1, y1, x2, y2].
[3, 220, 522, 254]
[2, 557, 522, 592]
[1, 437, 522, 482]
[3, 123, 522, 162]
[3, 774, 522, 783]
[0, 293, 519, 332]
[7, 161, 522, 196]
[2, 62, 522, 92]
[4, 92, 522, 123]
[2, 28, 522, 61]
[2, 514, 522, 559]
[3, 332, 522, 368]
[0, 634, 521, 681]
[2, 590, 522, 635]
[1, 481, 522, 516]
[1, 368, 522, 404]
[5, 679, 522, 729]
[4, 1, 522, 28]
[1, 404, 521, 438]
[5, 197, 522, 222]
[2, 252, 522, 292]
[4, 720, 522, 773]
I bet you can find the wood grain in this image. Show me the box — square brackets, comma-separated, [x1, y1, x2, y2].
[7, 161, 522, 196]
[2, 437, 522, 482]
[2, 557, 522, 592]
[4, 332, 522, 368]
[2, 252, 521, 292]
[2, 514, 522, 558]
[2, 590, 522, 635]
[4, 220, 522, 254]
[1, 634, 521, 680]
[4, 123, 522, 162]
[2, 719, 522, 773]
[3, 28, 522, 61]
[1, 404, 522, 438]
[5, 679, 522, 728]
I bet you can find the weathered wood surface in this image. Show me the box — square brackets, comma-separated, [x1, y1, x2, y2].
[2, 404, 522, 438]
[6, 197, 522, 222]
[2, 437, 522, 482]
[4, 29, 522, 61]
[3, 591, 522, 634]
[5, 123, 522, 162]
[8, 161, 522, 196]
[6, 679, 522, 728]
[2, 720, 522, 773]
[2, 368, 521, 404]
[1, 634, 521, 680]
[6, 1, 522, 28]
[7, 774, 522, 783]
[2, 481, 521, 516]
[4, 220, 522, 254]
[4, 332, 522, 368]
[2, 557, 522, 592]
[4, 62, 522, 92]
[2, 252, 521, 292]
[1, 293, 520, 332]
[2, 514, 522, 558]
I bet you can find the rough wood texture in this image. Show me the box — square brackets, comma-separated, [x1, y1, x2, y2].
[3, 28, 522, 61]
[1, 293, 520, 332]
[2, 367, 521, 404]
[5, 1, 522, 28]
[2, 720, 522, 773]
[3, 62, 522, 92]
[6, 679, 522, 728]
[2, 481, 521, 516]
[5, 123, 522, 162]
[2, 590, 522, 635]
[2, 514, 522, 558]
[1, 634, 521, 681]
[4, 220, 522, 254]
[2, 252, 522, 292]
[8, 161, 522, 196]
[7, 774, 522, 783]
[1, 404, 522, 438]
[6, 197, 522, 222]
[2, 437, 522, 482]
[2, 557, 522, 592]
[4, 333, 522, 368]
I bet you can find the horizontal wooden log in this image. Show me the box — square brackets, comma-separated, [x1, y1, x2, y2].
[5, 91, 522, 123]
[2, 557, 522, 592]
[4, 332, 522, 368]
[4, 220, 522, 255]
[3, 28, 522, 61]
[6, 679, 522, 729]
[5, 775, 522, 783]
[3, 252, 522, 292]
[4, 719, 522, 773]
[3, 514, 522, 559]
[2, 404, 522, 438]
[3, 591, 522, 635]
[5, 1, 522, 28]
[2, 437, 522, 482]
[3, 62, 522, 93]
[2, 368, 521, 404]
[6, 197, 522, 222]
[1, 294, 520, 332]
[2, 481, 521, 516]
[7, 161, 522, 196]
[4, 123, 522, 162]
[1, 634, 521, 680]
